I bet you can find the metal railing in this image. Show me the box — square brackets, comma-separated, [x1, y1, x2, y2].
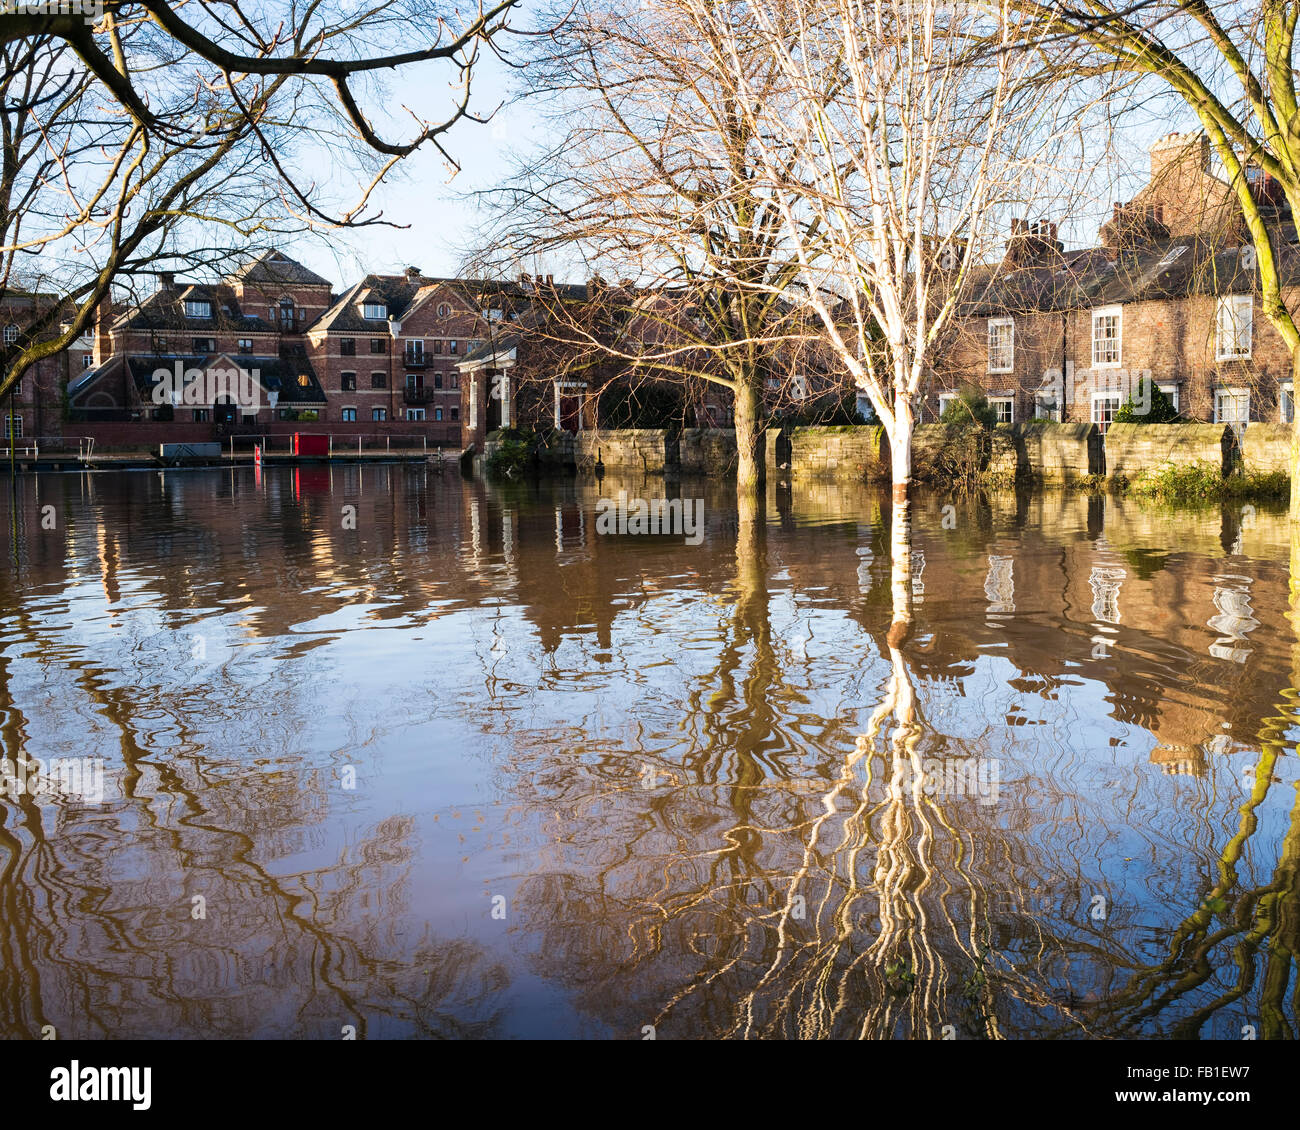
[5, 435, 96, 460]
[226, 433, 456, 458]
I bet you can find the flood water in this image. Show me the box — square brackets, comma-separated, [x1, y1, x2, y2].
[0, 464, 1296, 1040]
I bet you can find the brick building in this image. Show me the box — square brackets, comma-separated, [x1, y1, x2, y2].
[935, 132, 1297, 432]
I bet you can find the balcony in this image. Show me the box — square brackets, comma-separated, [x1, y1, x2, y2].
[403, 386, 435, 405]
[403, 351, 429, 368]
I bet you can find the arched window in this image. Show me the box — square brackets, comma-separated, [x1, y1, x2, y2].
[279, 297, 295, 330]
[3, 324, 18, 346]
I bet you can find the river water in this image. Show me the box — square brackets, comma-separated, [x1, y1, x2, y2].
[0, 465, 1296, 1039]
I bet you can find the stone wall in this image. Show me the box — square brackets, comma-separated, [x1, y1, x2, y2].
[769, 425, 888, 481]
[575, 429, 669, 473]
[678, 429, 737, 475]
[1241, 424, 1292, 475]
[1012, 421, 1101, 481]
[1103, 423, 1234, 478]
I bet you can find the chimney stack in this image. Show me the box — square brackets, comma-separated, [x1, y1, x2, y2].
[405, 266, 421, 280]
[1004, 218, 1062, 266]
[156, 271, 175, 292]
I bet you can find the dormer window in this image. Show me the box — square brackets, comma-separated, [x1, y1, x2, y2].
[1157, 245, 1188, 267]
[361, 302, 387, 320]
[184, 299, 212, 319]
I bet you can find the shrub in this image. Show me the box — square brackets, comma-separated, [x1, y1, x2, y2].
[485, 426, 543, 478]
[1124, 460, 1289, 503]
[1113, 377, 1178, 424]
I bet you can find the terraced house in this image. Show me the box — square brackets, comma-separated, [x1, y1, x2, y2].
[936, 132, 1297, 433]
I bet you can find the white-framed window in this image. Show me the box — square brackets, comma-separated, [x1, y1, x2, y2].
[82, 355, 93, 370]
[989, 396, 1014, 424]
[407, 407, 426, 421]
[1157, 383, 1180, 413]
[184, 299, 211, 319]
[2, 324, 17, 345]
[361, 302, 387, 320]
[1092, 392, 1122, 433]
[987, 317, 1014, 373]
[1215, 295, 1253, 359]
[1282, 380, 1294, 424]
[1214, 386, 1250, 428]
[341, 407, 357, 422]
[4, 414, 21, 439]
[937, 392, 959, 417]
[372, 407, 387, 422]
[405, 340, 424, 363]
[1092, 306, 1122, 368]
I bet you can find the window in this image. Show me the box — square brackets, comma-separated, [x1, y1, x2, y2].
[1214, 387, 1250, 428]
[372, 407, 387, 422]
[1216, 295, 1253, 359]
[12, 378, 20, 397]
[407, 408, 426, 421]
[1092, 392, 1122, 433]
[340, 338, 356, 356]
[437, 303, 451, 317]
[1157, 383, 1180, 413]
[3, 324, 18, 345]
[987, 318, 1014, 373]
[434, 373, 443, 389]
[279, 298, 295, 330]
[341, 407, 357, 422]
[370, 372, 387, 389]
[434, 407, 443, 421]
[1092, 306, 1122, 367]
[448, 340, 458, 355]
[450, 406, 459, 421]
[449, 373, 459, 390]
[405, 340, 424, 363]
[82, 355, 93, 370]
[278, 408, 296, 420]
[989, 396, 1014, 424]
[433, 340, 443, 354]
[1157, 245, 1188, 266]
[1034, 391, 1059, 421]
[192, 337, 216, 354]
[369, 338, 386, 354]
[937, 392, 959, 418]
[361, 302, 387, 320]
[4, 414, 21, 440]
[237, 338, 253, 354]
[296, 374, 311, 388]
[184, 299, 212, 319]
[151, 334, 171, 353]
[192, 408, 209, 422]
[341, 372, 356, 392]
[1282, 381, 1294, 424]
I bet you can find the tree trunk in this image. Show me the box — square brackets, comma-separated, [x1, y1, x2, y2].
[1291, 346, 1300, 526]
[889, 392, 915, 506]
[734, 377, 766, 495]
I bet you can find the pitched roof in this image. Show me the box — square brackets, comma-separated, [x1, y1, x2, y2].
[225, 249, 333, 288]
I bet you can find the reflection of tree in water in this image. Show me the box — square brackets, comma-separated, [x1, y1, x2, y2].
[506, 494, 1089, 1039]
[0, 631, 508, 1040]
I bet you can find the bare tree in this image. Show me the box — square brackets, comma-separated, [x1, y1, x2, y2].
[470, 0, 830, 492]
[0, 1, 519, 400]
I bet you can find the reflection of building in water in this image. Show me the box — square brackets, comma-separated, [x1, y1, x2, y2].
[984, 554, 1015, 614]
[1089, 565, 1126, 624]
[1207, 574, 1258, 663]
[910, 548, 926, 601]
